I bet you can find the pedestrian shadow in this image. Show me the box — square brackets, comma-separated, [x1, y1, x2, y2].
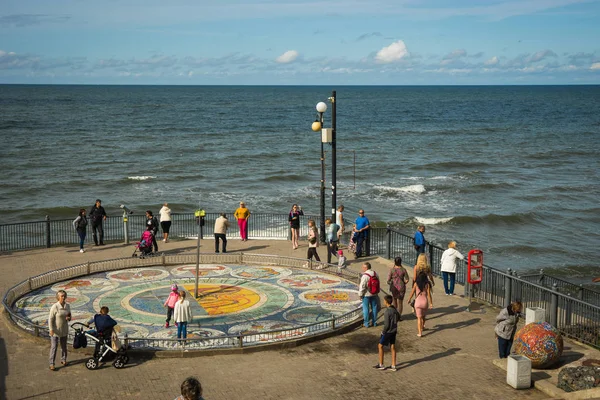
[396, 347, 461, 369]
[16, 389, 64, 400]
[425, 305, 466, 320]
[0, 337, 7, 400]
[427, 318, 481, 335]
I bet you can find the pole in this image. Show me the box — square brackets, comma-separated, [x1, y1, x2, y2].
[195, 201, 201, 299]
[123, 210, 129, 244]
[319, 114, 326, 243]
[330, 90, 337, 224]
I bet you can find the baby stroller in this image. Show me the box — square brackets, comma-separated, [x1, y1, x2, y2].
[71, 322, 130, 370]
[132, 228, 154, 258]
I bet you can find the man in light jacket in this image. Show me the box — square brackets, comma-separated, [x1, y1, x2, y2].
[440, 241, 465, 296]
[214, 213, 230, 253]
[358, 262, 378, 328]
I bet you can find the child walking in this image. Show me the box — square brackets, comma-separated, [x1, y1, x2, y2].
[337, 250, 347, 275]
[164, 284, 179, 328]
[174, 290, 193, 343]
[374, 294, 400, 371]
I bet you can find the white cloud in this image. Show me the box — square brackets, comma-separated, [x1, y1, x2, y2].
[276, 50, 299, 64]
[443, 49, 467, 60]
[375, 40, 408, 64]
[591, 62, 600, 70]
[484, 56, 499, 66]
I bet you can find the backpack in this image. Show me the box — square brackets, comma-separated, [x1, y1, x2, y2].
[366, 272, 380, 295]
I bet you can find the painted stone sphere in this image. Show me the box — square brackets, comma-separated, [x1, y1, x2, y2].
[513, 322, 563, 368]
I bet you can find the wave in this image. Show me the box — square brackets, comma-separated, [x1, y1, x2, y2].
[450, 212, 541, 226]
[262, 174, 306, 183]
[414, 216, 453, 225]
[127, 176, 156, 181]
[413, 161, 492, 171]
[375, 184, 426, 194]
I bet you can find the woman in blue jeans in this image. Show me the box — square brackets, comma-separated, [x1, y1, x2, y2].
[174, 290, 193, 345]
[72, 208, 88, 253]
[440, 241, 464, 295]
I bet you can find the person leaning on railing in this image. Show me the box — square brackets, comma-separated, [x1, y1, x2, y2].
[440, 241, 465, 296]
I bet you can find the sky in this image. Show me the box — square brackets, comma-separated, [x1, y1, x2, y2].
[1, 0, 600, 85]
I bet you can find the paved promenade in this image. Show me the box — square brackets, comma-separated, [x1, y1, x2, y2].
[0, 238, 567, 399]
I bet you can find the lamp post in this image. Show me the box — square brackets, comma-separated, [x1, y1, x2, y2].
[312, 92, 337, 243]
[313, 102, 328, 243]
[193, 207, 205, 299]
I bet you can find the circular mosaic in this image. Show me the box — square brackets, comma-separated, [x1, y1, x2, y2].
[13, 264, 361, 348]
[107, 268, 169, 282]
[51, 278, 119, 294]
[170, 264, 232, 278]
[299, 289, 362, 306]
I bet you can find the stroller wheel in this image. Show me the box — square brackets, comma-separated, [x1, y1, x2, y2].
[123, 355, 129, 364]
[85, 358, 99, 370]
[113, 357, 126, 369]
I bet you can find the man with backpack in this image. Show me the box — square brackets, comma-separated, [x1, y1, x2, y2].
[359, 262, 380, 328]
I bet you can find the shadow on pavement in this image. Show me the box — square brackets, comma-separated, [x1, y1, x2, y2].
[396, 347, 461, 369]
[0, 337, 6, 400]
[425, 305, 466, 320]
[428, 318, 481, 335]
[16, 389, 64, 400]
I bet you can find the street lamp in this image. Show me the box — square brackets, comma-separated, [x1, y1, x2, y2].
[311, 92, 337, 244]
[312, 101, 327, 243]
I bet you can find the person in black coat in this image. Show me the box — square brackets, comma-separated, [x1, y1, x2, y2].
[89, 199, 107, 246]
[146, 210, 159, 252]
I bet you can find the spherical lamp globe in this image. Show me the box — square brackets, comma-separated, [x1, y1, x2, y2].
[311, 121, 321, 132]
[316, 102, 327, 113]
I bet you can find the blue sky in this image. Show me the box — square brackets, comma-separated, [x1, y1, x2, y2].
[1, 0, 599, 84]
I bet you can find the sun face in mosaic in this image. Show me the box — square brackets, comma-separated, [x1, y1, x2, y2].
[13, 264, 361, 344]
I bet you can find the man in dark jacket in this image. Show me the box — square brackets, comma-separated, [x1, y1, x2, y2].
[146, 210, 159, 252]
[89, 199, 107, 246]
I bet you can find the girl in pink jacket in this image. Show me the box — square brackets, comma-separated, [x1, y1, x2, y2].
[164, 284, 179, 328]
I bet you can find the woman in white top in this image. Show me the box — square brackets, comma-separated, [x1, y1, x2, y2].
[335, 205, 344, 243]
[174, 290, 193, 340]
[159, 203, 172, 243]
[48, 290, 71, 370]
[440, 241, 464, 296]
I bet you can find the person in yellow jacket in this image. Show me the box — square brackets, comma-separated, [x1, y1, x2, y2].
[234, 201, 251, 241]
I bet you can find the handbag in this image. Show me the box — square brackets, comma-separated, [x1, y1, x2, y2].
[308, 236, 317, 244]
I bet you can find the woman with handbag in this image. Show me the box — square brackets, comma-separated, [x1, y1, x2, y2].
[407, 271, 433, 337]
[387, 256, 409, 318]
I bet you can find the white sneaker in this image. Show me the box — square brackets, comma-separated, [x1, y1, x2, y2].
[162, 238, 166, 242]
[80, 249, 85, 253]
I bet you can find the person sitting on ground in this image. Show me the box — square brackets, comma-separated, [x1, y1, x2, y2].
[175, 376, 205, 400]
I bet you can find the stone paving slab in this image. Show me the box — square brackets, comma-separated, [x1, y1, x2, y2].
[0, 239, 559, 399]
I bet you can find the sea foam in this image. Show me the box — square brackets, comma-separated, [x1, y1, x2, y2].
[128, 176, 156, 181]
[415, 216, 453, 225]
[377, 184, 426, 194]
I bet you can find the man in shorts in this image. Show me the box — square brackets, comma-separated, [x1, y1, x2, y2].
[373, 294, 400, 371]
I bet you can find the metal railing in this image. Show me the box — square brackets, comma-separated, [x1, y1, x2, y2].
[2, 253, 363, 350]
[372, 226, 600, 349]
[0, 212, 332, 252]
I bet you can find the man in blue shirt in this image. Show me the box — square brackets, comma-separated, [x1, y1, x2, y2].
[414, 225, 426, 263]
[354, 209, 370, 259]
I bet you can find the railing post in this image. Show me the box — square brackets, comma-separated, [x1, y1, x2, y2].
[86, 262, 91, 275]
[45, 215, 51, 248]
[162, 253, 166, 266]
[550, 283, 558, 327]
[27, 277, 32, 291]
[332, 315, 336, 330]
[538, 268, 544, 285]
[504, 268, 513, 307]
[386, 225, 391, 260]
[365, 228, 371, 256]
[238, 335, 243, 348]
[577, 285, 584, 301]
[564, 294, 572, 326]
[428, 241, 434, 270]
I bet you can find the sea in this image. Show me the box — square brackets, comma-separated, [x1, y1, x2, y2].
[1, 85, 599, 284]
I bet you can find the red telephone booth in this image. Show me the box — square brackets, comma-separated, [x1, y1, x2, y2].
[467, 249, 483, 284]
